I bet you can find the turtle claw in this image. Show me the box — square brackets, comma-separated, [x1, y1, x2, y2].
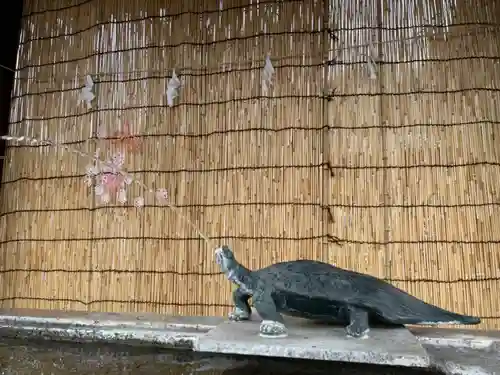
[228, 307, 251, 321]
[259, 320, 288, 338]
[345, 323, 369, 339]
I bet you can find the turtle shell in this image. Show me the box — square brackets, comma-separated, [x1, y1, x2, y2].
[253, 259, 480, 325]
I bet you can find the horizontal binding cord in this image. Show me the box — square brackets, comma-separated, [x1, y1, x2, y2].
[3, 161, 500, 185]
[21, 0, 301, 20]
[20, 6, 499, 43]
[0, 268, 498, 284]
[5, 120, 499, 148]
[0, 201, 498, 219]
[10, 63, 500, 97]
[0, 296, 497, 318]
[12, 62, 326, 97]
[0, 237, 499, 245]
[12, 46, 498, 72]
[0, 296, 232, 308]
[8, 89, 500, 124]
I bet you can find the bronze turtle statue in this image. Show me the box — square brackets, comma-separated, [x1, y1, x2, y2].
[215, 246, 480, 338]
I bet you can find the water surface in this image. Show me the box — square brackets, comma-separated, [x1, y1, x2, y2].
[0, 338, 440, 375]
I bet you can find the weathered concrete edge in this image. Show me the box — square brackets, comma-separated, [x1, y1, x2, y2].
[0, 308, 219, 349]
[193, 339, 432, 368]
[0, 308, 497, 373]
[0, 308, 497, 349]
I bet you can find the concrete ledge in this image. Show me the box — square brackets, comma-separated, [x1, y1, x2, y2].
[411, 326, 500, 350]
[193, 319, 431, 367]
[0, 308, 221, 349]
[0, 308, 498, 374]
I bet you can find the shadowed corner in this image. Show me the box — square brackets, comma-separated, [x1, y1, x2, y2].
[0, 0, 23, 180]
[220, 356, 438, 375]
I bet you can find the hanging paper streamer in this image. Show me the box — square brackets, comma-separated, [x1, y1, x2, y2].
[80, 75, 95, 109]
[166, 70, 181, 107]
[261, 55, 275, 96]
[366, 45, 378, 80]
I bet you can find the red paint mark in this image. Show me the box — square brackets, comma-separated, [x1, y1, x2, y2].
[113, 121, 143, 154]
[101, 173, 125, 194]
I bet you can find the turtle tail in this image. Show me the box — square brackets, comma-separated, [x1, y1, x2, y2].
[376, 286, 481, 326]
[455, 315, 481, 325]
[422, 310, 481, 325]
[399, 298, 481, 325]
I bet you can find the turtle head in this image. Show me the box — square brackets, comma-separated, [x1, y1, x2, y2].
[214, 246, 238, 273]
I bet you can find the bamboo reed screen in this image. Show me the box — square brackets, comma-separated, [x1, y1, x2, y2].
[0, 0, 499, 330]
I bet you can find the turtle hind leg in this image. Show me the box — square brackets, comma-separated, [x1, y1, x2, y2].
[229, 287, 252, 321]
[345, 306, 370, 339]
[253, 289, 288, 338]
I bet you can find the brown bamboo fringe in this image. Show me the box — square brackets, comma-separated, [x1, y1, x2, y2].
[0, 0, 499, 331]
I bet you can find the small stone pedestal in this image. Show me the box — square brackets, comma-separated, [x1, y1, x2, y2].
[193, 315, 431, 368]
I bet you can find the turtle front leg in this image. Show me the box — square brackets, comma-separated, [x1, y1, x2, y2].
[228, 287, 252, 321]
[345, 306, 370, 338]
[253, 289, 288, 338]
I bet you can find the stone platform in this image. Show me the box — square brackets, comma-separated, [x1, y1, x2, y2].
[193, 316, 431, 368]
[0, 308, 498, 374]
